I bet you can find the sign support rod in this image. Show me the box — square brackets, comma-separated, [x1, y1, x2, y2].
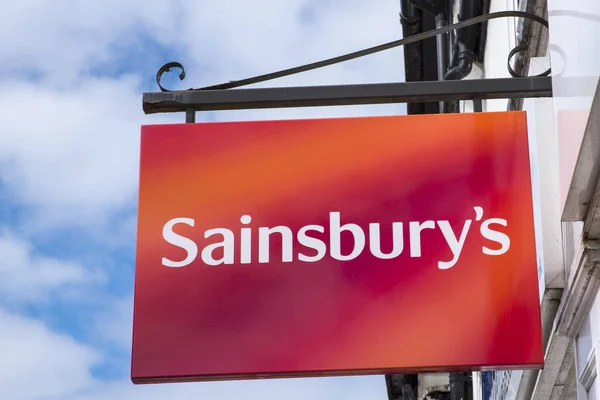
[142, 76, 551, 116]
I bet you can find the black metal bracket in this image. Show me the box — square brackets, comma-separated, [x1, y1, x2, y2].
[142, 76, 551, 116]
[142, 10, 552, 122]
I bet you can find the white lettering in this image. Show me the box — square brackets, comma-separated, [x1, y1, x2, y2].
[259, 226, 293, 263]
[437, 220, 472, 269]
[240, 215, 252, 264]
[409, 220, 435, 257]
[481, 218, 511, 255]
[159, 208, 514, 269]
[330, 212, 365, 261]
[162, 218, 198, 267]
[297, 225, 326, 262]
[201, 228, 235, 266]
[369, 223, 404, 259]
[474, 206, 484, 221]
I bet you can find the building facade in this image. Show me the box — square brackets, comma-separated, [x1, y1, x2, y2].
[391, 1, 600, 399]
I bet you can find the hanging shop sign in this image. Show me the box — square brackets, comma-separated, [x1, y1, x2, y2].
[131, 111, 544, 384]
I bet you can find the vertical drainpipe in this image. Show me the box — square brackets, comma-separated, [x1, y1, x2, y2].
[435, 7, 449, 113]
[400, 0, 425, 115]
[408, 0, 451, 113]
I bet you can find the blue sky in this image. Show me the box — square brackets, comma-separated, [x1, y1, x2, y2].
[0, 1, 409, 398]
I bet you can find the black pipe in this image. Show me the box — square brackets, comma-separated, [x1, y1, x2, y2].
[435, 11, 450, 112]
[400, 0, 422, 81]
[409, 0, 451, 113]
[386, 374, 419, 400]
[408, 0, 450, 81]
[450, 372, 473, 400]
[444, 0, 483, 80]
[435, 12, 449, 82]
[399, 0, 442, 115]
[399, 0, 425, 115]
[409, 0, 445, 15]
[444, 41, 474, 80]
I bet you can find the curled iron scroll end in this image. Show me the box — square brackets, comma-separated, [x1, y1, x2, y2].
[507, 44, 551, 78]
[156, 62, 188, 92]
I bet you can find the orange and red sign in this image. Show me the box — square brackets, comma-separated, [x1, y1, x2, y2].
[131, 111, 543, 384]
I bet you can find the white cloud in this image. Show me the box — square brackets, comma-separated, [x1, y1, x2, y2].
[0, 0, 181, 83]
[176, 0, 404, 87]
[92, 295, 133, 351]
[0, 77, 144, 217]
[0, 0, 404, 87]
[0, 308, 101, 400]
[0, 230, 102, 303]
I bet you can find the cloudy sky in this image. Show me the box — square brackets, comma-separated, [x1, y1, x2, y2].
[0, 1, 409, 399]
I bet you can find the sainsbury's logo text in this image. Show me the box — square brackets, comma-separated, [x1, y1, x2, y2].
[161, 207, 509, 270]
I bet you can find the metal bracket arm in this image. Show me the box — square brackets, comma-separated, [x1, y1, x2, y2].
[142, 76, 552, 115]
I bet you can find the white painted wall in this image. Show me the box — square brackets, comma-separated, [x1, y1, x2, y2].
[546, 0, 600, 213]
[524, 57, 565, 290]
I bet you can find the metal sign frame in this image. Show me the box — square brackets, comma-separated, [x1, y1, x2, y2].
[142, 76, 552, 122]
[140, 11, 552, 123]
